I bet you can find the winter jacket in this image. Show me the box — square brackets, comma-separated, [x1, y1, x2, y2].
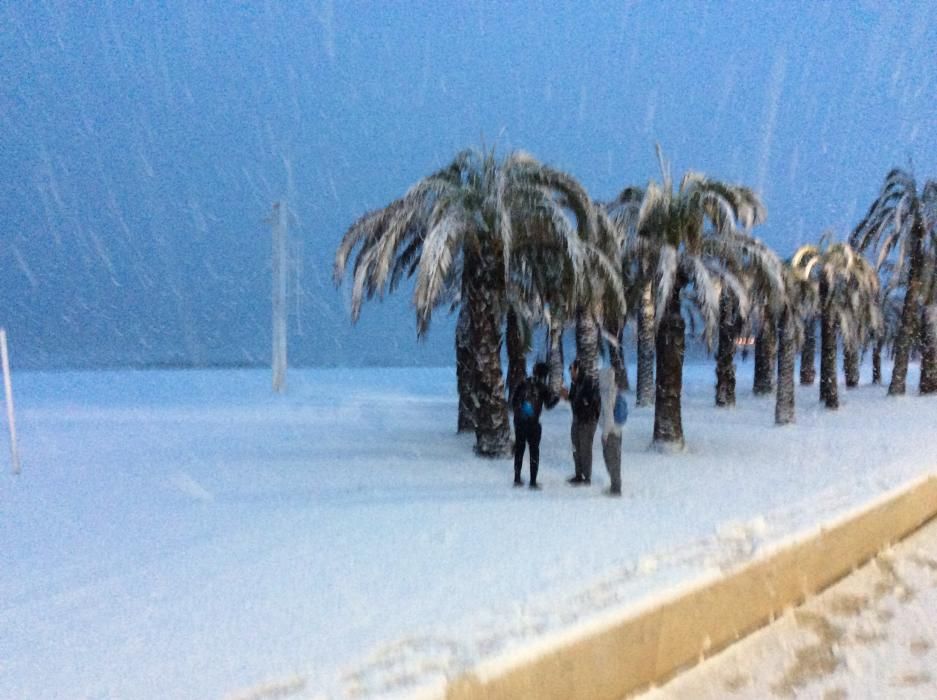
[599, 367, 623, 438]
[512, 376, 559, 424]
[569, 374, 600, 423]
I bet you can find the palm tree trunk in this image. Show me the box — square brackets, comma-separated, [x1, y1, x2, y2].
[753, 306, 777, 395]
[872, 340, 882, 385]
[464, 247, 512, 457]
[606, 315, 629, 390]
[800, 317, 817, 385]
[653, 282, 685, 448]
[843, 345, 860, 388]
[715, 289, 738, 407]
[456, 302, 475, 433]
[506, 308, 527, 401]
[819, 287, 839, 409]
[636, 279, 655, 406]
[546, 319, 564, 395]
[889, 217, 925, 396]
[919, 304, 937, 394]
[775, 306, 796, 425]
[575, 307, 600, 383]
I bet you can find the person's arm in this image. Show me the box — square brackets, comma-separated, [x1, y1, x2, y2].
[542, 384, 560, 409]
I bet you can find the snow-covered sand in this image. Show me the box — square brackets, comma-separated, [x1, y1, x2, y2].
[1, 362, 935, 699]
[641, 511, 937, 699]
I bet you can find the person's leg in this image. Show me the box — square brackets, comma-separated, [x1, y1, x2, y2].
[529, 423, 542, 488]
[580, 420, 597, 482]
[569, 418, 582, 480]
[604, 433, 622, 494]
[513, 422, 526, 485]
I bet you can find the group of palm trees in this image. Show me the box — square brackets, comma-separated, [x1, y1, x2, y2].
[334, 146, 937, 457]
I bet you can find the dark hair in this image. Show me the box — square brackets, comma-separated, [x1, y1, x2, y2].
[533, 361, 549, 380]
[569, 359, 580, 372]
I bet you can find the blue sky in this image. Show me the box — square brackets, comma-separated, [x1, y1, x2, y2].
[1, 1, 934, 369]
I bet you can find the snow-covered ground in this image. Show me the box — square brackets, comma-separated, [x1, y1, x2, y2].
[642, 512, 937, 699]
[1, 362, 935, 699]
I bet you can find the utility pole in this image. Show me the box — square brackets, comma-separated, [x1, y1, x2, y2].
[0, 328, 21, 474]
[271, 201, 288, 393]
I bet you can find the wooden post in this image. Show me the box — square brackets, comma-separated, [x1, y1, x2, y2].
[0, 328, 21, 475]
[271, 201, 288, 393]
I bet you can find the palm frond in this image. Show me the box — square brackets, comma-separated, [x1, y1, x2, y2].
[654, 244, 678, 326]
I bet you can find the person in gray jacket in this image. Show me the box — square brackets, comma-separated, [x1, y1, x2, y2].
[561, 359, 600, 486]
[598, 367, 624, 496]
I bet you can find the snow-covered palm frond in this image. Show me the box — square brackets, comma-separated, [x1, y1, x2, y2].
[654, 244, 678, 325]
[594, 204, 624, 262]
[684, 254, 720, 346]
[791, 245, 820, 282]
[349, 238, 384, 320]
[703, 230, 784, 308]
[528, 165, 597, 242]
[583, 240, 627, 318]
[678, 170, 708, 196]
[605, 186, 644, 235]
[335, 208, 381, 285]
[734, 188, 767, 231]
[370, 196, 432, 292]
[493, 158, 514, 281]
[850, 169, 923, 277]
[923, 181, 937, 231]
[413, 211, 466, 334]
[719, 268, 752, 322]
[638, 182, 667, 236]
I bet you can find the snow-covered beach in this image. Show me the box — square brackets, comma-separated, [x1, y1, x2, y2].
[1, 362, 935, 699]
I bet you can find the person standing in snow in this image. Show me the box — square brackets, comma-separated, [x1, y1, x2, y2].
[511, 361, 559, 489]
[561, 359, 600, 486]
[598, 366, 626, 496]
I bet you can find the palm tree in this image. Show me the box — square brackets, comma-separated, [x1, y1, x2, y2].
[870, 266, 902, 385]
[792, 241, 880, 409]
[799, 316, 818, 385]
[850, 171, 937, 395]
[335, 148, 604, 456]
[714, 285, 745, 407]
[752, 304, 778, 395]
[544, 313, 565, 395]
[607, 187, 656, 406]
[455, 303, 475, 432]
[716, 246, 780, 406]
[614, 147, 778, 448]
[774, 262, 812, 425]
[505, 305, 530, 402]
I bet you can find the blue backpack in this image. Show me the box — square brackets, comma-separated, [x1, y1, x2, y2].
[613, 390, 628, 425]
[520, 400, 535, 419]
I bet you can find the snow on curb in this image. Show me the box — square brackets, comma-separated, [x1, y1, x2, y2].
[443, 473, 937, 700]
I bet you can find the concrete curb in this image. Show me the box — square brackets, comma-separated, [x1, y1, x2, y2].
[445, 474, 937, 700]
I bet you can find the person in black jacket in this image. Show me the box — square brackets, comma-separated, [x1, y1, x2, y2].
[511, 361, 559, 489]
[561, 359, 600, 486]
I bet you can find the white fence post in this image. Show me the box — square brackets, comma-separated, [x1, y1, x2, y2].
[0, 328, 21, 475]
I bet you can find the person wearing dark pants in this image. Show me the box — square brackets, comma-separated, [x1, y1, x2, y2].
[562, 359, 600, 486]
[599, 367, 624, 496]
[513, 421, 542, 486]
[511, 362, 559, 489]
